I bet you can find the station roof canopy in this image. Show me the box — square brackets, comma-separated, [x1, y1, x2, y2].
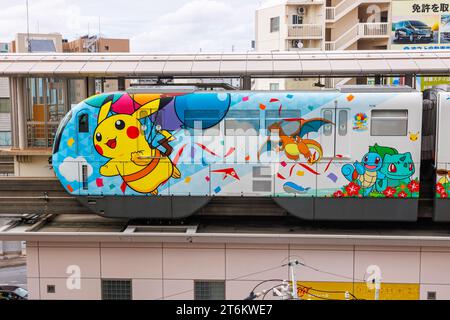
[0, 50, 449, 78]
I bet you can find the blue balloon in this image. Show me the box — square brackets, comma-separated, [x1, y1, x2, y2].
[174, 93, 231, 129]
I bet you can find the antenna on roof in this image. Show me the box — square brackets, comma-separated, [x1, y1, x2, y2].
[26, 0, 30, 52]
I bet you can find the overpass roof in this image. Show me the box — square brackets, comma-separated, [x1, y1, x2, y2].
[0, 50, 449, 78]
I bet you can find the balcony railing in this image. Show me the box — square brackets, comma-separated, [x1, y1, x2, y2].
[288, 24, 323, 38]
[359, 22, 389, 37]
[325, 23, 389, 51]
[27, 121, 59, 148]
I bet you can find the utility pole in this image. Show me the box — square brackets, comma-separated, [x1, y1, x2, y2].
[288, 260, 299, 300]
[26, 0, 30, 52]
[374, 278, 381, 300]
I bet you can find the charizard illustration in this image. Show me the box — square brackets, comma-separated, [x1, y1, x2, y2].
[260, 117, 333, 164]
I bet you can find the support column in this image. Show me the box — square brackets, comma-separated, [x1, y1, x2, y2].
[404, 75, 416, 89]
[240, 76, 252, 90]
[374, 75, 382, 85]
[118, 77, 125, 91]
[9, 77, 19, 149]
[87, 77, 96, 97]
[16, 77, 26, 149]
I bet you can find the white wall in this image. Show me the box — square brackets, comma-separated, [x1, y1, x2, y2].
[25, 241, 450, 300]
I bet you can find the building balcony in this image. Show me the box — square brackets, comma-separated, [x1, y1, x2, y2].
[26, 121, 58, 148]
[287, 24, 323, 39]
[325, 22, 389, 50]
[326, 0, 391, 22]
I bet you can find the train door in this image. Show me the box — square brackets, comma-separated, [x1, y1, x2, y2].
[334, 107, 351, 158]
[320, 105, 335, 158]
[76, 110, 94, 195]
[435, 91, 450, 221]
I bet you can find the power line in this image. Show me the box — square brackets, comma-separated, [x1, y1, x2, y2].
[155, 264, 285, 300]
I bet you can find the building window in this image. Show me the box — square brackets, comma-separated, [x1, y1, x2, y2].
[78, 113, 89, 133]
[371, 109, 408, 136]
[194, 280, 225, 300]
[292, 15, 303, 24]
[101, 279, 132, 300]
[0, 132, 11, 146]
[427, 291, 436, 300]
[269, 83, 279, 91]
[47, 285, 55, 293]
[270, 17, 280, 33]
[0, 98, 10, 113]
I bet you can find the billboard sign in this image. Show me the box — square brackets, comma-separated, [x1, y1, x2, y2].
[391, 0, 450, 50]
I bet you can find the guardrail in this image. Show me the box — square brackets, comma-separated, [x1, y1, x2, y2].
[288, 24, 323, 38]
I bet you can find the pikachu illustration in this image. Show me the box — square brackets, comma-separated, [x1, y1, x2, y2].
[93, 97, 181, 195]
[409, 131, 419, 142]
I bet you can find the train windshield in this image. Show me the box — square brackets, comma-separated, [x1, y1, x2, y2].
[52, 110, 72, 154]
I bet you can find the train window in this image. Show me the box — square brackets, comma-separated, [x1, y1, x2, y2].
[82, 165, 88, 190]
[371, 109, 408, 136]
[338, 110, 348, 136]
[322, 110, 333, 136]
[78, 113, 89, 133]
[225, 110, 259, 136]
[203, 123, 220, 136]
[53, 110, 72, 154]
[265, 110, 300, 129]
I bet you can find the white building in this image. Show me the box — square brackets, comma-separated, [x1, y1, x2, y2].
[254, 0, 391, 89]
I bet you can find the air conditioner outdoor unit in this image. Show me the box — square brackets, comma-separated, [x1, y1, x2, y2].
[292, 40, 303, 48]
[297, 6, 306, 15]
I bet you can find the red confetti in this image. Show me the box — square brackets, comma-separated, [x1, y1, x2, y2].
[96, 178, 104, 187]
[298, 163, 321, 175]
[277, 173, 286, 180]
[280, 161, 287, 167]
[224, 147, 236, 158]
[278, 104, 283, 116]
[270, 98, 280, 103]
[205, 176, 210, 182]
[289, 164, 297, 177]
[120, 181, 127, 193]
[259, 104, 266, 110]
[173, 143, 187, 165]
[324, 154, 343, 172]
[66, 184, 74, 192]
[196, 143, 219, 156]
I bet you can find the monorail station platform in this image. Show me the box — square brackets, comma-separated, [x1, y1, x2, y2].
[2, 214, 450, 300]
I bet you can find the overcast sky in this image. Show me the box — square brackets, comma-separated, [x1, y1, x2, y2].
[0, 0, 267, 52]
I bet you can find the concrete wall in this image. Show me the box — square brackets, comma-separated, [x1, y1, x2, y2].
[255, 4, 286, 51]
[14, 156, 54, 177]
[25, 241, 450, 300]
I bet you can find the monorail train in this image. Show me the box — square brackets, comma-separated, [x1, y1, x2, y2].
[51, 86, 450, 221]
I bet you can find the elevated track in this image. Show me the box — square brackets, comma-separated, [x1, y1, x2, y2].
[0, 177, 434, 219]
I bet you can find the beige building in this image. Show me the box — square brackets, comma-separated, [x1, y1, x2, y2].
[255, 0, 391, 89]
[11, 33, 63, 53]
[1, 214, 450, 300]
[63, 35, 130, 53]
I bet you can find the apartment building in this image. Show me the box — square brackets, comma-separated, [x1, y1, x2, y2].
[255, 0, 391, 89]
[63, 35, 130, 53]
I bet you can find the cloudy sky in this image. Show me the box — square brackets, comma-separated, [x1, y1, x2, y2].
[0, 0, 267, 52]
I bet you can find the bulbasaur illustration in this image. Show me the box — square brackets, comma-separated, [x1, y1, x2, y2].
[375, 152, 415, 192]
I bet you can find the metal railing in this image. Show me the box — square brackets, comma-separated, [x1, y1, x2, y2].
[325, 23, 389, 51]
[359, 23, 389, 37]
[288, 24, 323, 38]
[26, 121, 59, 148]
[326, 0, 390, 21]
